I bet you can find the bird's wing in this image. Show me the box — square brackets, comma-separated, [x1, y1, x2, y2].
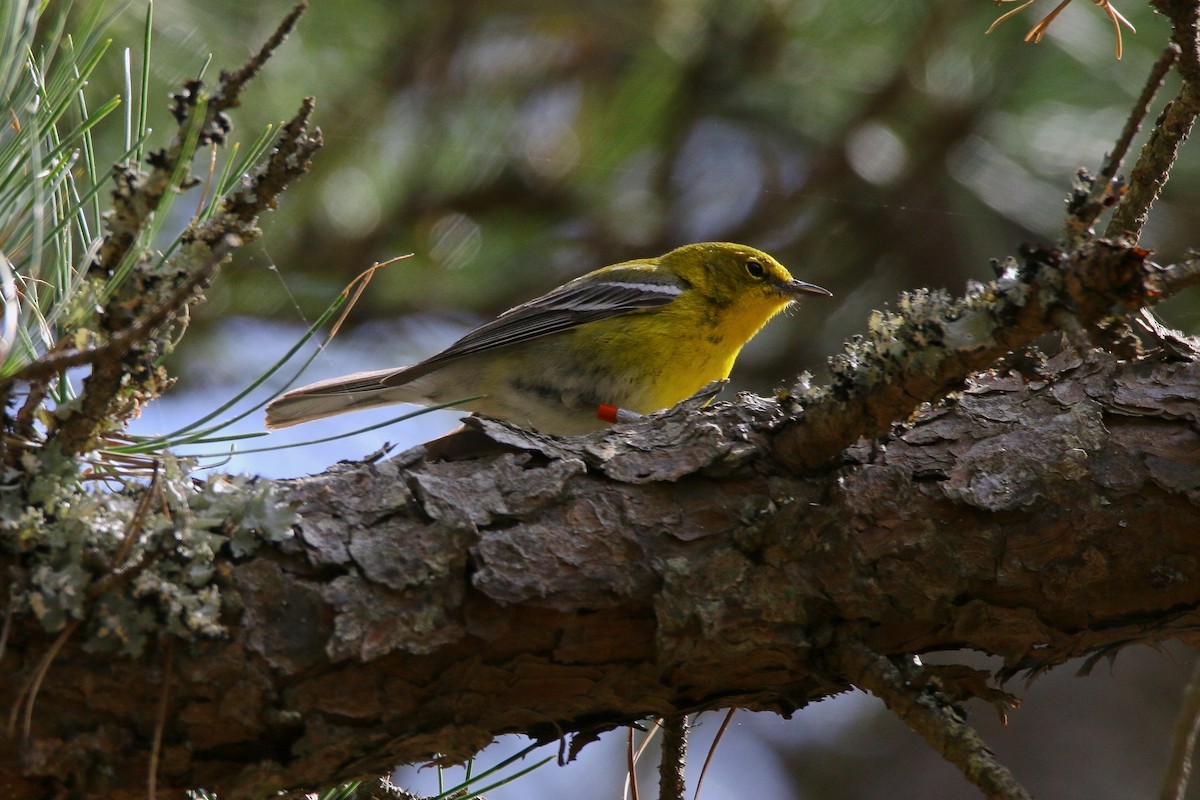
[382, 267, 683, 386]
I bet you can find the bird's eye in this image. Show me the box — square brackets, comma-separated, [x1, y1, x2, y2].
[745, 259, 766, 279]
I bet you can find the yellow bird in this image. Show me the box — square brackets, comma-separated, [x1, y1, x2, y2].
[265, 242, 831, 436]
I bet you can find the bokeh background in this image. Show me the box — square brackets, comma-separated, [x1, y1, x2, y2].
[82, 0, 1200, 796]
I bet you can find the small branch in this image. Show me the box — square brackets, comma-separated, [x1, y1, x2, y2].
[1103, 44, 1181, 186]
[1109, 0, 1200, 240]
[658, 715, 688, 800]
[1106, 80, 1200, 241]
[204, 96, 322, 230]
[212, 2, 308, 114]
[5, 237, 238, 390]
[1068, 43, 1180, 242]
[37, 2, 319, 460]
[166, 2, 309, 151]
[45, 236, 240, 457]
[837, 641, 1033, 800]
[1151, 0, 1200, 83]
[48, 91, 319, 457]
[693, 710, 734, 800]
[1160, 658, 1200, 800]
[11, 379, 46, 440]
[1151, 258, 1200, 298]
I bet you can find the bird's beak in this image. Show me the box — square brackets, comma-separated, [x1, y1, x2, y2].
[779, 278, 833, 298]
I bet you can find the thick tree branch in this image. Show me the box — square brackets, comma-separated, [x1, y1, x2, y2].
[3, 343, 1200, 798]
[776, 239, 1155, 471]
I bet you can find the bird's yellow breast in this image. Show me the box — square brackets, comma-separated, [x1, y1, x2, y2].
[569, 288, 792, 412]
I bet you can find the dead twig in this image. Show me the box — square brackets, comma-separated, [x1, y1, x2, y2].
[6, 619, 81, 741]
[147, 638, 175, 800]
[693, 710, 734, 800]
[1106, 80, 1200, 241]
[212, 2, 308, 113]
[627, 726, 640, 800]
[838, 641, 1033, 800]
[112, 463, 161, 570]
[1068, 43, 1180, 243]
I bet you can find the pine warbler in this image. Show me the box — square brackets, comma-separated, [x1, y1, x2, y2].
[265, 242, 831, 435]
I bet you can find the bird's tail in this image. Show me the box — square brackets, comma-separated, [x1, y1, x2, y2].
[264, 367, 414, 429]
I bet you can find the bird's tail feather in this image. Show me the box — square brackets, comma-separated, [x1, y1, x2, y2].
[265, 367, 414, 429]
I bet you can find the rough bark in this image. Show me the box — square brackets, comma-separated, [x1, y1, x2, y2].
[2, 343, 1199, 799]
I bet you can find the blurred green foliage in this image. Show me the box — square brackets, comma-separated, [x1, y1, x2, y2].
[89, 0, 1196, 389]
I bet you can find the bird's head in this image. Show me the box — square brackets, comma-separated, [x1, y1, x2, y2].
[659, 242, 831, 315]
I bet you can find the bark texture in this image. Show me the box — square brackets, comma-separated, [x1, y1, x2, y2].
[3, 346, 1199, 799]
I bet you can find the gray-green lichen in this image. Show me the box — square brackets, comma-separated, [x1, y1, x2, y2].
[1, 454, 298, 656]
[786, 256, 1044, 416]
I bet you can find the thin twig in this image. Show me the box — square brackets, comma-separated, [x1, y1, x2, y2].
[12, 379, 47, 441]
[147, 638, 175, 800]
[627, 726, 640, 800]
[658, 715, 688, 800]
[693, 710, 735, 800]
[838, 640, 1033, 800]
[1103, 43, 1181, 187]
[0, 593, 14, 663]
[1160, 657, 1200, 800]
[1107, 70, 1200, 241]
[6, 618, 81, 740]
[625, 720, 661, 800]
[1068, 43, 1180, 243]
[5, 237, 239, 389]
[111, 462, 160, 570]
[212, 2, 308, 112]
